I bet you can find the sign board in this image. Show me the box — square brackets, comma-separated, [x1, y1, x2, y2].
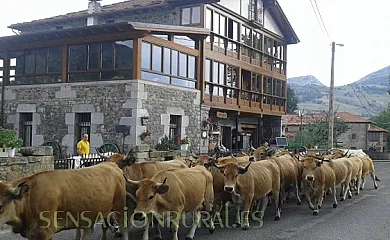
[276, 137, 288, 147]
[115, 125, 130, 135]
[216, 111, 228, 119]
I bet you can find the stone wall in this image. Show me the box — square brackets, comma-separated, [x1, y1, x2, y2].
[339, 123, 368, 150]
[0, 147, 54, 182]
[3, 80, 204, 155]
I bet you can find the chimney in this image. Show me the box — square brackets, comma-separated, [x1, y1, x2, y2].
[87, 0, 102, 26]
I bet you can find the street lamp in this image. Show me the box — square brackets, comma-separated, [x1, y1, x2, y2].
[298, 109, 304, 146]
[328, 42, 344, 149]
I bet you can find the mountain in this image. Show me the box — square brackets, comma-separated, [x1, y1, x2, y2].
[288, 75, 325, 87]
[288, 65, 390, 117]
[355, 65, 390, 86]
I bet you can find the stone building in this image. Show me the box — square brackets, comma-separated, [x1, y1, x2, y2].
[282, 112, 388, 152]
[0, 0, 299, 155]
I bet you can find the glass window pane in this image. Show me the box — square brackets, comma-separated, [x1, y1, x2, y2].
[88, 44, 100, 70]
[152, 45, 162, 72]
[69, 45, 86, 71]
[188, 55, 196, 79]
[173, 36, 195, 49]
[36, 49, 47, 74]
[141, 42, 151, 69]
[206, 9, 212, 30]
[213, 12, 219, 33]
[181, 8, 190, 25]
[141, 71, 169, 84]
[219, 63, 225, 85]
[205, 59, 211, 82]
[179, 53, 187, 77]
[115, 40, 133, 69]
[191, 6, 201, 24]
[220, 16, 226, 37]
[25, 50, 36, 74]
[163, 48, 171, 74]
[171, 50, 178, 76]
[102, 43, 113, 69]
[48, 47, 63, 73]
[212, 62, 218, 83]
[172, 78, 195, 88]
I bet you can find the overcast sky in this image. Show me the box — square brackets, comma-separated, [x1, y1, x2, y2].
[0, 0, 388, 87]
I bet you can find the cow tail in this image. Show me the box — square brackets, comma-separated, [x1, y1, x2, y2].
[375, 176, 381, 182]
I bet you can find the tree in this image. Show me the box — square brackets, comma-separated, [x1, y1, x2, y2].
[370, 109, 390, 149]
[287, 85, 299, 114]
[287, 113, 349, 148]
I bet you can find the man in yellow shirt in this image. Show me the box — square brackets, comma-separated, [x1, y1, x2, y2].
[77, 134, 90, 156]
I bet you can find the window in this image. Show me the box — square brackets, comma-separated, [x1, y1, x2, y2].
[181, 6, 201, 25]
[0, 53, 4, 84]
[8, 47, 63, 85]
[141, 41, 196, 89]
[368, 132, 380, 141]
[68, 40, 133, 82]
[75, 113, 91, 153]
[352, 133, 356, 140]
[19, 113, 33, 147]
[169, 115, 182, 140]
[173, 36, 195, 49]
[248, 0, 263, 25]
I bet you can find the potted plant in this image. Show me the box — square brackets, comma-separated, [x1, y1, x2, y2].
[0, 128, 23, 157]
[140, 130, 151, 142]
[177, 136, 190, 151]
[8, 139, 23, 157]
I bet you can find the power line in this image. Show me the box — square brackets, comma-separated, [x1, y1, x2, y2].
[309, 0, 332, 42]
[350, 84, 373, 117]
[353, 83, 380, 113]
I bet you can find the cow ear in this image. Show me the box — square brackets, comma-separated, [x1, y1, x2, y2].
[249, 156, 255, 162]
[238, 162, 251, 174]
[124, 156, 136, 167]
[11, 181, 29, 199]
[315, 161, 323, 167]
[156, 184, 169, 195]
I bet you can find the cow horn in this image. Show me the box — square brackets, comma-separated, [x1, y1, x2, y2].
[157, 177, 168, 187]
[11, 181, 28, 197]
[123, 174, 140, 186]
[96, 149, 109, 159]
[231, 153, 235, 157]
[250, 141, 256, 151]
[191, 152, 199, 159]
[343, 150, 349, 157]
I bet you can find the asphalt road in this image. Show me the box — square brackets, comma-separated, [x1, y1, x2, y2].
[1, 162, 390, 240]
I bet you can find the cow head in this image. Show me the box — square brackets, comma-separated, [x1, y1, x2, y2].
[214, 162, 251, 193]
[191, 154, 217, 168]
[300, 156, 331, 182]
[99, 148, 136, 169]
[123, 176, 168, 221]
[0, 181, 29, 226]
[253, 146, 275, 160]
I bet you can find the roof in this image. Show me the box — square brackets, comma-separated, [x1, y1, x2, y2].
[368, 124, 389, 133]
[0, 22, 210, 51]
[8, 0, 299, 45]
[8, 0, 219, 30]
[282, 112, 373, 126]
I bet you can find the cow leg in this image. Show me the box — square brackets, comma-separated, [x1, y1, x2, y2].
[140, 214, 152, 240]
[339, 184, 344, 197]
[256, 196, 269, 220]
[312, 193, 320, 216]
[356, 175, 362, 195]
[295, 182, 302, 206]
[171, 210, 183, 240]
[332, 183, 338, 208]
[341, 179, 352, 201]
[185, 210, 201, 240]
[242, 194, 254, 230]
[304, 189, 315, 210]
[75, 229, 82, 240]
[81, 227, 94, 240]
[369, 172, 379, 189]
[360, 176, 366, 190]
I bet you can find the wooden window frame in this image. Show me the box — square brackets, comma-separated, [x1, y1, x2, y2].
[67, 39, 134, 82]
[181, 6, 202, 26]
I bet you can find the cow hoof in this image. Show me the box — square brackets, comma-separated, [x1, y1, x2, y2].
[360, 187, 364, 190]
[313, 211, 318, 216]
[155, 238, 163, 240]
[114, 233, 122, 238]
[274, 216, 280, 221]
[375, 185, 378, 189]
[333, 203, 337, 208]
[340, 198, 345, 201]
[209, 228, 215, 234]
[348, 195, 352, 199]
[242, 225, 250, 231]
[309, 206, 314, 211]
[355, 192, 359, 195]
[297, 201, 302, 206]
[185, 237, 193, 240]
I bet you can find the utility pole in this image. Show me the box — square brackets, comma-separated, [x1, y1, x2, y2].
[328, 42, 335, 149]
[328, 42, 344, 149]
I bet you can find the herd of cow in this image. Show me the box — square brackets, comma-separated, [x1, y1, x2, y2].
[0, 145, 380, 240]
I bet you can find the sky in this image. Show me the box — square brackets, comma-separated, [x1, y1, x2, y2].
[0, 0, 389, 87]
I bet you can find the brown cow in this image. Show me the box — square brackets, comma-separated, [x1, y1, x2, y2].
[0, 162, 128, 240]
[96, 151, 189, 239]
[124, 164, 215, 240]
[214, 159, 282, 229]
[300, 156, 338, 215]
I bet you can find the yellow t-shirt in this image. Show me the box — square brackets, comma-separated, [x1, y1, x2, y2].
[77, 140, 90, 155]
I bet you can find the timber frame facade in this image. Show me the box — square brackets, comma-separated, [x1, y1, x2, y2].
[0, 0, 299, 152]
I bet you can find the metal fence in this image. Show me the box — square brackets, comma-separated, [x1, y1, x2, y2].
[54, 152, 116, 170]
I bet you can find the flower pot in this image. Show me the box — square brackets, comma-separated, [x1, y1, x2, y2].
[0, 148, 7, 158]
[181, 144, 189, 151]
[7, 148, 16, 157]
